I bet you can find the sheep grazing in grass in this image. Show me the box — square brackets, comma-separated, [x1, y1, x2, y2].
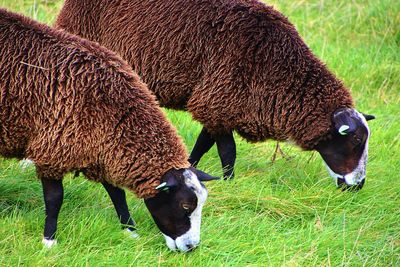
[0, 8, 218, 252]
[56, 0, 375, 189]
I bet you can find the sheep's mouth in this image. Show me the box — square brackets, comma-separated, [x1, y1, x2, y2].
[337, 178, 365, 191]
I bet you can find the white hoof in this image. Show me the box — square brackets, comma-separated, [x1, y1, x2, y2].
[42, 238, 57, 248]
[125, 228, 139, 239]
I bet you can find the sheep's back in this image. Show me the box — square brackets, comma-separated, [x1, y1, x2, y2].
[56, 0, 353, 146]
[0, 9, 138, 174]
[57, 0, 270, 109]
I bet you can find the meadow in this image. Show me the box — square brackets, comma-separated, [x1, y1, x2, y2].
[0, 0, 399, 266]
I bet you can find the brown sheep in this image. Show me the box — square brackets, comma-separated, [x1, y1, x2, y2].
[0, 8, 218, 252]
[56, 0, 375, 188]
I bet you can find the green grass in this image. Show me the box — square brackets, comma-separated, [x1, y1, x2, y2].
[0, 0, 399, 266]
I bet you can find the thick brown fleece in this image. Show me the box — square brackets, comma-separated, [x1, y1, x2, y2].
[0, 8, 189, 198]
[56, 0, 354, 150]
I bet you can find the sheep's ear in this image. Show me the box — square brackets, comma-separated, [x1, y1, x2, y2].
[156, 171, 178, 191]
[333, 109, 357, 135]
[191, 168, 220, 182]
[362, 113, 375, 121]
[155, 182, 169, 191]
[155, 180, 177, 191]
[338, 125, 350, 135]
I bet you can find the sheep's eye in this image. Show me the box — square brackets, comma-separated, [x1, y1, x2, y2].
[181, 203, 191, 210]
[352, 135, 362, 146]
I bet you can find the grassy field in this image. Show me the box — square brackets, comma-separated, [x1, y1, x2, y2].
[0, 0, 399, 266]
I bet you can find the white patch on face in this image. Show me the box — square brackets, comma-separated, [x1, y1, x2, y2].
[325, 109, 370, 186]
[163, 234, 177, 251]
[162, 169, 208, 252]
[42, 238, 57, 248]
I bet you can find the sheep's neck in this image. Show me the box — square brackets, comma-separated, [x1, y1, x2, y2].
[102, 110, 189, 198]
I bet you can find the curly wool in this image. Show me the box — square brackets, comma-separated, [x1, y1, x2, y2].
[0, 8, 189, 199]
[56, 0, 354, 150]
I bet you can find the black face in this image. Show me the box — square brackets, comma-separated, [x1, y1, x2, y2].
[144, 167, 218, 252]
[315, 108, 375, 190]
[144, 169, 198, 239]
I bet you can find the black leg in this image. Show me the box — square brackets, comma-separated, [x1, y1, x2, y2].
[41, 178, 64, 245]
[215, 131, 236, 180]
[102, 182, 136, 231]
[189, 127, 215, 167]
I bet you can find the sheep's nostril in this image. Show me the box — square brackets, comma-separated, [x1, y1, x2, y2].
[351, 179, 365, 191]
[337, 178, 346, 187]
